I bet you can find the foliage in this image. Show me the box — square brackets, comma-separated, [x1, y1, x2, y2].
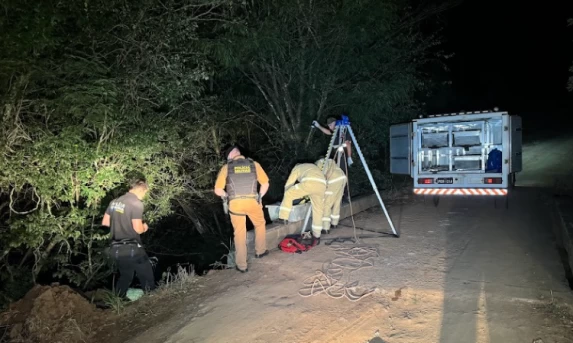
[210, 239, 236, 269]
[101, 289, 126, 315]
[0, 265, 34, 311]
[0, 0, 452, 305]
[209, 0, 455, 195]
[0, 0, 236, 293]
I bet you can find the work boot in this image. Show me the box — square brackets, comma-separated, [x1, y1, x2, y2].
[255, 250, 269, 259]
[321, 229, 330, 235]
[331, 224, 338, 230]
[311, 232, 320, 247]
[236, 266, 248, 273]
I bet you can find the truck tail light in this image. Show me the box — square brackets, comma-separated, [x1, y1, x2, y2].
[418, 178, 434, 184]
[484, 177, 502, 184]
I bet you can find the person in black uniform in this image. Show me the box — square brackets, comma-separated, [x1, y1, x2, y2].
[101, 178, 156, 297]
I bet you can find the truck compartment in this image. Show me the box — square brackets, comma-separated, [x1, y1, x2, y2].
[417, 117, 503, 174]
[453, 130, 481, 146]
[422, 132, 449, 148]
[454, 155, 482, 170]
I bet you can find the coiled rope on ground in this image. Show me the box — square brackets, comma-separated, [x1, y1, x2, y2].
[300, 122, 378, 301]
[298, 244, 379, 301]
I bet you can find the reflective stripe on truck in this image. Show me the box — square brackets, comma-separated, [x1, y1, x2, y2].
[413, 188, 508, 195]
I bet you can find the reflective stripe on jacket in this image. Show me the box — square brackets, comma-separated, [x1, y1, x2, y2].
[284, 163, 326, 189]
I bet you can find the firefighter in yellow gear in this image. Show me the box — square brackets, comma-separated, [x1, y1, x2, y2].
[214, 145, 270, 273]
[315, 158, 347, 234]
[278, 163, 326, 245]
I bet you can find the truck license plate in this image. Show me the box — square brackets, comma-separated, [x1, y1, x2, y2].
[436, 178, 454, 184]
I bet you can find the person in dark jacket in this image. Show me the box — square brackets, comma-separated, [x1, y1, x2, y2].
[312, 117, 354, 172]
[101, 178, 155, 297]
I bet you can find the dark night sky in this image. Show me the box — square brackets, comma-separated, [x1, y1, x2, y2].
[429, 0, 573, 130]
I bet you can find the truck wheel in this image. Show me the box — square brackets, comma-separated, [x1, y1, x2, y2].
[508, 173, 516, 189]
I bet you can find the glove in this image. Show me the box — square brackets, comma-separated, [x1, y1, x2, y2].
[311, 120, 320, 128]
[347, 156, 354, 166]
[256, 193, 262, 204]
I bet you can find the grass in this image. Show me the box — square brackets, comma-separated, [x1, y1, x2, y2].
[91, 263, 205, 343]
[98, 262, 198, 316]
[101, 289, 125, 315]
[160, 264, 196, 290]
[210, 239, 236, 270]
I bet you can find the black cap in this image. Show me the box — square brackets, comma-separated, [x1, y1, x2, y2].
[222, 144, 239, 160]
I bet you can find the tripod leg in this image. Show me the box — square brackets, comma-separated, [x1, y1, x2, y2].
[346, 126, 399, 237]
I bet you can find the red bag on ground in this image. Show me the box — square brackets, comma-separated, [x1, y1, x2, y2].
[278, 235, 310, 254]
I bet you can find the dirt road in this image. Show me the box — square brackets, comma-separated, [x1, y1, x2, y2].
[517, 135, 573, 189]
[123, 138, 573, 343]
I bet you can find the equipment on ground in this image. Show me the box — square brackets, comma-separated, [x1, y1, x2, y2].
[278, 234, 315, 253]
[322, 235, 381, 245]
[304, 115, 399, 237]
[126, 288, 144, 301]
[389, 109, 522, 208]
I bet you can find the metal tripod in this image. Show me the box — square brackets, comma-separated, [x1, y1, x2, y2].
[300, 115, 399, 237]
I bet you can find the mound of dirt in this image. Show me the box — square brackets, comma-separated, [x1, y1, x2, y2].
[0, 284, 106, 343]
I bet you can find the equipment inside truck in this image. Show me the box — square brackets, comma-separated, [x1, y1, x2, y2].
[418, 117, 503, 174]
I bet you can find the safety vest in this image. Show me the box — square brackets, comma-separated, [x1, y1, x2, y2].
[226, 158, 258, 200]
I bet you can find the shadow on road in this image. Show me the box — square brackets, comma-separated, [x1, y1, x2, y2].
[435, 186, 570, 343]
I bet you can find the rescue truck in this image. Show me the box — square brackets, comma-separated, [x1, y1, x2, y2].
[389, 109, 522, 206]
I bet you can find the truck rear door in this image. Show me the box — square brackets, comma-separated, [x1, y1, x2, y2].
[510, 115, 522, 173]
[389, 123, 412, 176]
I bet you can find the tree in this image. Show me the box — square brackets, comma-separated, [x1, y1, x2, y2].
[0, 0, 456, 305]
[210, 0, 453, 194]
[0, 0, 237, 296]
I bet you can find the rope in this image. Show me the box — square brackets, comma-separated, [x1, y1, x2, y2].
[329, 124, 359, 243]
[298, 121, 378, 301]
[340, 146, 359, 243]
[298, 244, 379, 301]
